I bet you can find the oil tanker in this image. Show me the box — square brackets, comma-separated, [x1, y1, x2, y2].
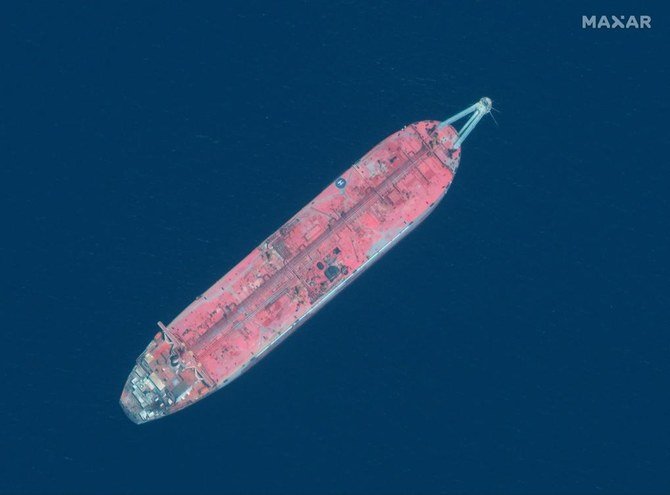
[120, 97, 492, 424]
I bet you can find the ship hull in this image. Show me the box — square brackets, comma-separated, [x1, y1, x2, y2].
[121, 120, 461, 423]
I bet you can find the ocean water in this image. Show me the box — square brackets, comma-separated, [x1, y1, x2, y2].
[3, 2, 668, 494]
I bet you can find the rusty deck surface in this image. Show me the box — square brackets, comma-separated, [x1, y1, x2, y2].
[121, 120, 461, 423]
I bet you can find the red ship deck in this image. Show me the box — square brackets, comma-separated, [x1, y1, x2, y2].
[121, 119, 462, 423]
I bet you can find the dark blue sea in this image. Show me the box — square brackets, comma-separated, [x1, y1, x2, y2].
[3, 2, 669, 494]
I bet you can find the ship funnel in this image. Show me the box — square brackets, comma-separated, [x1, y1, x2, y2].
[438, 97, 492, 149]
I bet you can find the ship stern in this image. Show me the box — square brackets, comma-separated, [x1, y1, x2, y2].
[120, 328, 214, 424]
